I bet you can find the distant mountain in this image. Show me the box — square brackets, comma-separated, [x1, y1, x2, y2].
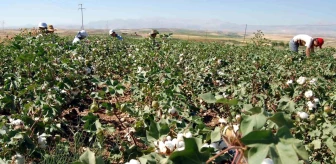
[6, 18, 336, 37]
[84, 18, 336, 37]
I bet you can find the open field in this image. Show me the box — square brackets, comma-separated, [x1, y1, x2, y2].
[1, 28, 336, 47]
[0, 29, 336, 164]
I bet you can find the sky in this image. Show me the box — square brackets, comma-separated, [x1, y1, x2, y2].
[0, 0, 335, 27]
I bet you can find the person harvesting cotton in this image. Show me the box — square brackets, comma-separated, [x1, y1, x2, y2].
[149, 29, 160, 49]
[47, 25, 55, 34]
[35, 22, 48, 38]
[109, 29, 123, 40]
[73, 30, 88, 44]
[289, 34, 324, 57]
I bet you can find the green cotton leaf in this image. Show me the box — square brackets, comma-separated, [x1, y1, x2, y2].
[275, 141, 300, 164]
[241, 130, 276, 146]
[247, 144, 270, 164]
[269, 112, 294, 128]
[269, 145, 281, 164]
[311, 139, 321, 150]
[215, 98, 238, 105]
[291, 142, 309, 160]
[240, 113, 267, 136]
[276, 126, 293, 139]
[139, 152, 169, 164]
[246, 107, 262, 114]
[82, 113, 99, 132]
[95, 156, 105, 164]
[278, 96, 296, 112]
[146, 119, 170, 142]
[159, 121, 170, 135]
[71, 162, 83, 164]
[169, 138, 211, 164]
[79, 149, 96, 164]
[211, 127, 221, 142]
[308, 128, 322, 138]
[326, 137, 336, 155]
[199, 92, 216, 103]
[23, 133, 35, 149]
[243, 104, 254, 111]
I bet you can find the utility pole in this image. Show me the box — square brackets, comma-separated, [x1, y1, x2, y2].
[243, 24, 247, 42]
[78, 4, 85, 30]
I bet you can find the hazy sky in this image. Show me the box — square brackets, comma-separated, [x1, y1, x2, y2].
[0, 0, 335, 27]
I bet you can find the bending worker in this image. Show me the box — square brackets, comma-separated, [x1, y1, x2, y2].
[73, 30, 88, 44]
[109, 29, 123, 40]
[289, 34, 324, 57]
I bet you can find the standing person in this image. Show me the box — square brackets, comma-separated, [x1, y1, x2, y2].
[73, 30, 88, 44]
[109, 29, 123, 40]
[149, 29, 159, 39]
[289, 34, 324, 57]
[149, 29, 160, 48]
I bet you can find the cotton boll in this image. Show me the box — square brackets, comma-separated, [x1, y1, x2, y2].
[219, 118, 227, 124]
[296, 76, 306, 85]
[313, 98, 319, 104]
[306, 101, 316, 110]
[310, 78, 317, 85]
[177, 141, 185, 148]
[172, 138, 178, 147]
[184, 132, 192, 138]
[38, 133, 48, 149]
[158, 141, 167, 153]
[261, 158, 274, 164]
[168, 107, 177, 115]
[304, 90, 313, 98]
[236, 115, 241, 122]
[286, 80, 293, 85]
[298, 112, 309, 119]
[9, 119, 24, 126]
[166, 136, 172, 141]
[165, 141, 175, 152]
[177, 133, 184, 141]
[233, 124, 239, 133]
[125, 159, 140, 164]
[12, 153, 25, 164]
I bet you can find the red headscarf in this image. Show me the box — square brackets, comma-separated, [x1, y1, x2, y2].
[316, 38, 324, 48]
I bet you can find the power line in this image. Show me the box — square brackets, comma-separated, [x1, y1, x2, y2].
[78, 4, 85, 30]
